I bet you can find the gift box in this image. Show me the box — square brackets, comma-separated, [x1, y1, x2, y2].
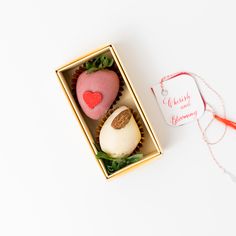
[56, 44, 162, 179]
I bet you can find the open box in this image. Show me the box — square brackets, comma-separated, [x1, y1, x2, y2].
[56, 44, 162, 179]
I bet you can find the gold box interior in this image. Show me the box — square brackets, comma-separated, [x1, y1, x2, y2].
[56, 45, 162, 179]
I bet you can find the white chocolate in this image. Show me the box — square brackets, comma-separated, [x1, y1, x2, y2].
[99, 106, 141, 158]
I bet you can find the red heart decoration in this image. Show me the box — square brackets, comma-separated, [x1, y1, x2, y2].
[83, 91, 103, 109]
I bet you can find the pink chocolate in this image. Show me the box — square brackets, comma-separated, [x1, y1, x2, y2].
[76, 69, 120, 120]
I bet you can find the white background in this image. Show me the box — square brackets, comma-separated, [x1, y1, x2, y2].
[0, 0, 236, 235]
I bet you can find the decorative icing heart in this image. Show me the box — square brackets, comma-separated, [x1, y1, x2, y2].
[76, 70, 119, 120]
[83, 91, 103, 109]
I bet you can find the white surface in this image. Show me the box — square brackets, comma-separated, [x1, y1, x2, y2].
[0, 1, 236, 235]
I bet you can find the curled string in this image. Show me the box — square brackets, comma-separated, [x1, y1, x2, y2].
[190, 72, 236, 183]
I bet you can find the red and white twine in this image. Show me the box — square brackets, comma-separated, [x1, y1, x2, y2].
[160, 72, 236, 183]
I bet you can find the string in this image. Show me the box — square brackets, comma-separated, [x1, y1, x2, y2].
[192, 73, 236, 182]
[160, 72, 236, 183]
[190, 73, 227, 145]
[214, 115, 236, 130]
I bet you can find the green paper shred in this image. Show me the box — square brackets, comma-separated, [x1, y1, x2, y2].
[95, 146, 143, 175]
[85, 54, 114, 73]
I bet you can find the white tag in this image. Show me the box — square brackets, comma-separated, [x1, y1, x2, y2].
[151, 73, 205, 126]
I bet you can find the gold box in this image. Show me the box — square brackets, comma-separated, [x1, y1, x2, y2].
[56, 44, 162, 179]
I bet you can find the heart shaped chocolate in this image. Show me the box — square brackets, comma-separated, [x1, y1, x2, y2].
[83, 91, 103, 109]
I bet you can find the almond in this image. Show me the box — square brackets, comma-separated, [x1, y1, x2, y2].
[111, 109, 132, 129]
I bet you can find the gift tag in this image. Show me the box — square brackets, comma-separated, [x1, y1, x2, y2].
[151, 71, 236, 183]
[151, 72, 205, 126]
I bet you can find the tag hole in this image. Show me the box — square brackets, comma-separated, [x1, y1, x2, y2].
[161, 89, 168, 96]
